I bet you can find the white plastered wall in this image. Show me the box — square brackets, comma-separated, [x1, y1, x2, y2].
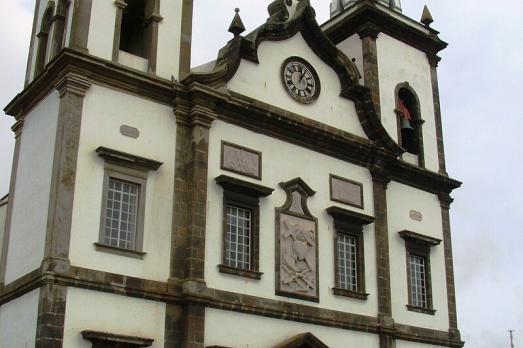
[87, 0, 117, 61]
[205, 307, 379, 348]
[226, 33, 367, 139]
[336, 33, 364, 80]
[376, 33, 439, 172]
[206, 120, 378, 317]
[387, 181, 449, 330]
[63, 287, 166, 347]
[0, 203, 7, 259]
[5, 91, 59, 284]
[0, 289, 39, 348]
[69, 84, 175, 282]
[156, 0, 183, 80]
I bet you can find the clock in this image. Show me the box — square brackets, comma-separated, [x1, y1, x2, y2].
[281, 57, 321, 104]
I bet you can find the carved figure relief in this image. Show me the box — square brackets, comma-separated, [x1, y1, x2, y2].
[221, 141, 261, 179]
[276, 178, 318, 301]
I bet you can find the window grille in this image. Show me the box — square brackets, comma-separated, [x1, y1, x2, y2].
[337, 234, 358, 291]
[104, 177, 139, 250]
[225, 205, 252, 270]
[409, 254, 427, 307]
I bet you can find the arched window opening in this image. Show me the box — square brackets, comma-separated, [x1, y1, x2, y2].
[50, 0, 70, 58]
[120, 0, 148, 58]
[35, 5, 54, 76]
[395, 84, 425, 167]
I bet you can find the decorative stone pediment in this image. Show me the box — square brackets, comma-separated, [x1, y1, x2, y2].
[275, 178, 318, 302]
[273, 332, 329, 348]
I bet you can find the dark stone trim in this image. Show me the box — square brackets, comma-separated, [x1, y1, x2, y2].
[35, 283, 67, 347]
[332, 287, 369, 300]
[0, 265, 463, 347]
[50, 0, 69, 59]
[439, 194, 460, 336]
[431, 65, 448, 175]
[358, 22, 382, 118]
[70, 0, 92, 52]
[215, 175, 273, 198]
[96, 146, 164, 171]
[112, 0, 127, 63]
[324, 1, 448, 57]
[406, 304, 436, 315]
[329, 174, 364, 209]
[94, 243, 146, 259]
[35, 3, 55, 77]
[326, 206, 375, 227]
[81, 330, 154, 347]
[399, 230, 441, 247]
[220, 141, 262, 180]
[218, 264, 263, 280]
[273, 332, 329, 348]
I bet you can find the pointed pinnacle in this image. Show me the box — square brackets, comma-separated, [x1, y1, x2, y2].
[421, 5, 434, 27]
[228, 8, 246, 37]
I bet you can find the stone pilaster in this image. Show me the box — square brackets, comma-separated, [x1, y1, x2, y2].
[438, 193, 461, 341]
[69, 0, 92, 53]
[358, 23, 382, 118]
[429, 55, 448, 176]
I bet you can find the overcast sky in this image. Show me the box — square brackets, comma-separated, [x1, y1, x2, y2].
[1, 1, 522, 347]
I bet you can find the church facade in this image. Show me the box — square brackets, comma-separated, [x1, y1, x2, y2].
[0, 0, 463, 347]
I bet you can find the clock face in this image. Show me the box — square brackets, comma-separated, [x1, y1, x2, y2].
[281, 57, 320, 104]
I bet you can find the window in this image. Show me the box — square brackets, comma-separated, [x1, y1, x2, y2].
[35, 4, 54, 76]
[225, 205, 252, 270]
[395, 83, 425, 167]
[399, 230, 441, 315]
[95, 147, 162, 258]
[103, 177, 140, 250]
[327, 206, 375, 300]
[82, 330, 153, 348]
[113, 0, 162, 72]
[215, 175, 273, 279]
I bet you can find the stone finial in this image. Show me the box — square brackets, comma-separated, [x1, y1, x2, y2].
[228, 8, 245, 37]
[421, 5, 434, 27]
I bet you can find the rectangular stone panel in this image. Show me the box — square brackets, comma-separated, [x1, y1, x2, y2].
[221, 141, 261, 179]
[330, 175, 363, 208]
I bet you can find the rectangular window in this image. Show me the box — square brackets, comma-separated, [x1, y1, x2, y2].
[215, 174, 274, 280]
[337, 234, 359, 291]
[103, 177, 140, 250]
[326, 206, 374, 300]
[225, 205, 252, 270]
[409, 253, 427, 308]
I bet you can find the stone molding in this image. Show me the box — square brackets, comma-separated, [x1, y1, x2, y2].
[0, 266, 464, 348]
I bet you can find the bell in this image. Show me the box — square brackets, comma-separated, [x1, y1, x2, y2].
[401, 118, 413, 130]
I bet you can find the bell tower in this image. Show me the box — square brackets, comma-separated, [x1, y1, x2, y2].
[24, 0, 194, 85]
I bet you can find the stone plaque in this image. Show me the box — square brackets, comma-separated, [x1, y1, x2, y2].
[221, 142, 261, 179]
[279, 213, 317, 297]
[276, 178, 318, 302]
[120, 125, 140, 139]
[409, 210, 423, 222]
[330, 175, 363, 208]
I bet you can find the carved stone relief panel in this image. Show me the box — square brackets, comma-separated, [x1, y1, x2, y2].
[276, 178, 318, 302]
[221, 141, 262, 179]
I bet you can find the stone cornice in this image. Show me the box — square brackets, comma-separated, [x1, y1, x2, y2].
[55, 72, 91, 98]
[323, 1, 448, 58]
[0, 266, 464, 348]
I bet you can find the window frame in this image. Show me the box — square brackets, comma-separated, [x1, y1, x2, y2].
[98, 165, 147, 257]
[326, 206, 375, 300]
[95, 146, 163, 259]
[215, 175, 273, 280]
[399, 230, 441, 315]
